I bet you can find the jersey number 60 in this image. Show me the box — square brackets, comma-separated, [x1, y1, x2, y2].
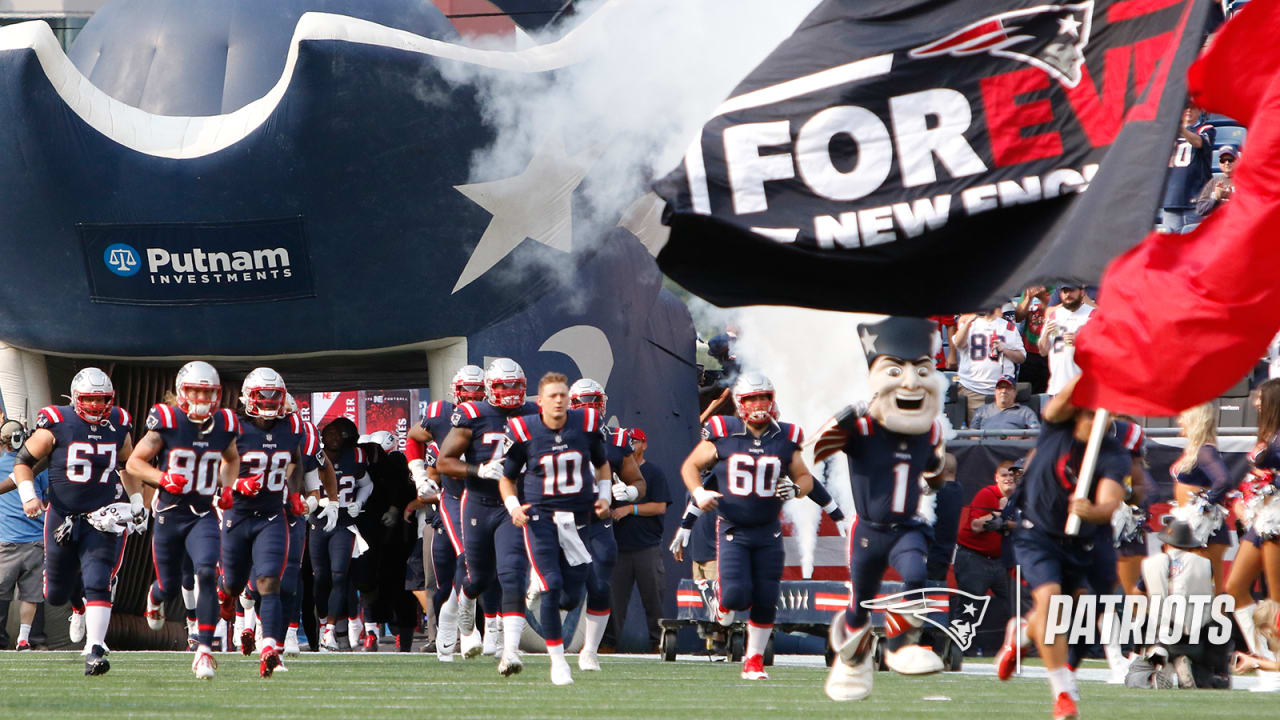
[726, 454, 781, 498]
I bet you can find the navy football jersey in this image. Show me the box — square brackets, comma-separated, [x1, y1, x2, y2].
[328, 446, 368, 527]
[421, 400, 463, 498]
[833, 415, 942, 526]
[234, 412, 310, 514]
[600, 426, 634, 508]
[450, 399, 539, 499]
[1020, 418, 1131, 539]
[147, 404, 239, 513]
[37, 405, 133, 515]
[702, 415, 802, 527]
[1161, 123, 1216, 209]
[502, 408, 607, 515]
[297, 418, 327, 474]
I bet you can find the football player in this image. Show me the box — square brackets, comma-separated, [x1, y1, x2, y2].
[436, 358, 539, 670]
[310, 417, 369, 652]
[498, 372, 612, 684]
[567, 377, 645, 670]
[405, 365, 490, 661]
[127, 361, 240, 679]
[998, 375, 1128, 719]
[221, 367, 336, 676]
[14, 368, 139, 675]
[681, 372, 815, 681]
[280, 393, 336, 656]
[815, 317, 949, 701]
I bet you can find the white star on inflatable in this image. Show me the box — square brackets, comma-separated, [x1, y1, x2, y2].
[963, 602, 977, 617]
[451, 137, 594, 293]
[1057, 15, 1082, 38]
[859, 327, 879, 355]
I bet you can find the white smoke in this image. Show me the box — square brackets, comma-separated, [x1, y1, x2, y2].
[436, 0, 822, 293]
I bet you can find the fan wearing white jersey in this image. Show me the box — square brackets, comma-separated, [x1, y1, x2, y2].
[1039, 284, 1095, 395]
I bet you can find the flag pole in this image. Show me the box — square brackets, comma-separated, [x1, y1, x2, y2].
[1065, 407, 1111, 536]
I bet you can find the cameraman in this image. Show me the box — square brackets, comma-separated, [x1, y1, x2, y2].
[953, 459, 1020, 653]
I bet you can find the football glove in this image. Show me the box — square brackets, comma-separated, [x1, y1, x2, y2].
[217, 487, 235, 510]
[317, 499, 340, 532]
[129, 492, 147, 523]
[159, 472, 188, 494]
[668, 527, 691, 556]
[381, 507, 399, 528]
[477, 458, 504, 482]
[287, 492, 308, 517]
[776, 479, 797, 501]
[346, 501, 362, 519]
[415, 476, 440, 499]
[612, 482, 639, 503]
[234, 473, 263, 497]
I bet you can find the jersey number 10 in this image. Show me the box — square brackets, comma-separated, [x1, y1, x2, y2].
[538, 450, 585, 496]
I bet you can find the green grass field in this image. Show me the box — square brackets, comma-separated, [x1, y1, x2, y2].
[0, 652, 1270, 719]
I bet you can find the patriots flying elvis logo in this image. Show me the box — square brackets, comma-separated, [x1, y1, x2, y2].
[909, 1, 1094, 88]
[861, 588, 992, 651]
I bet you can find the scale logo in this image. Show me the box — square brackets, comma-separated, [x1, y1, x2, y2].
[103, 243, 140, 277]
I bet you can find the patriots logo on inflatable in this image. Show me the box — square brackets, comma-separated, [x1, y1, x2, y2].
[860, 588, 992, 651]
[909, 1, 1094, 88]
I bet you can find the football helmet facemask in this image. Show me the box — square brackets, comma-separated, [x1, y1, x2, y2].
[71, 367, 115, 425]
[569, 378, 607, 414]
[452, 365, 486, 404]
[484, 358, 526, 410]
[175, 361, 221, 423]
[241, 367, 288, 419]
[733, 372, 775, 427]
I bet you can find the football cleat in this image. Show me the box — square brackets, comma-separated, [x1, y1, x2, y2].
[84, 645, 110, 676]
[1052, 692, 1078, 720]
[497, 651, 523, 677]
[15, 640, 30, 651]
[284, 627, 300, 657]
[741, 654, 768, 680]
[436, 643, 455, 662]
[68, 610, 86, 644]
[578, 650, 600, 672]
[825, 612, 875, 702]
[240, 625, 256, 656]
[884, 644, 944, 675]
[461, 626, 483, 660]
[363, 633, 378, 652]
[321, 625, 338, 653]
[347, 619, 362, 649]
[192, 648, 217, 680]
[995, 617, 1029, 681]
[259, 646, 281, 678]
[550, 658, 574, 686]
[145, 590, 166, 631]
[483, 617, 502, 657]
[457, 594, 477, 637]
[186, 619, 199, 650]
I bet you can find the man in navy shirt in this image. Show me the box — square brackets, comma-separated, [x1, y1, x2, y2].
[606, 428, 670, 652]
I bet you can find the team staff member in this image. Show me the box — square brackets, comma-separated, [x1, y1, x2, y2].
[606, 428, 670, 651]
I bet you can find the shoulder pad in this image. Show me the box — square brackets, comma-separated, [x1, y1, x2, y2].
[452, 402, 480, 425]
[288, 413, 303, 434]
[301, 421, 320, 456]
[355, 447, 365, 465]
[509, 416, 531, 443]
[221, 408, 241, 435]
[582, 408, 600, 433]
[703, 415, 730, 439]
[36, 405, 64, 429]
[611, 428, 628, 447]
[784, 422, 804, 446]
[114, 406, 133, 429]
[145, 404, 176, 431]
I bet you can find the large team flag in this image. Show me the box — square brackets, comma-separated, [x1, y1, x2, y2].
[654, 0, 1210, 315]
[1075, 0, 1280, 416]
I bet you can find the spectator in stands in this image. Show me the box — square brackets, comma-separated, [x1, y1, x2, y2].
[970, 377, 1041, 431]
[1040, 284, 1094, 395]
[606, 428, 671, 652]
[0, 420, 48, 650]
[1160, 102, 1215, 233]
[1195, 144, 1237, 217]
[954, 460, 1020, 653]
[1015, 286, 1051, 393]
[952, 308, 1026, 423]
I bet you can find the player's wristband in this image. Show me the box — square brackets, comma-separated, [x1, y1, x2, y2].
[504, 495, 522, 515]
[822, 499, 839, 514]
[16, 479, 37, 504]
[633, 505, 638, 516]
[465, 464, 481, 480]
[597, 479, 611, 503]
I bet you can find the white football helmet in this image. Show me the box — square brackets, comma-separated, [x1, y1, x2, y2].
[241, 367, 288, 419]
[366, 430, 396, 454]
[569, 378, 607, 414]
[452, 365, 486, 404]
[283, 393, 298, 415]
[175, 361, 221, 422]
[71, 367, 115, 425]
[733, 372, 775, 426]
[484, 358, 526, 410]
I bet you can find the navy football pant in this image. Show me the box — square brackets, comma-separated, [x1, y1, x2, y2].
[310, 523, 355, 622]
[717, 517, 785, 626]
[281, 515, 307, 630]
[44, 506, 125, 607]
[431, 493, 466, 613]
[585, 518, 617, 613]
[847, 522, 929, 629]
[461, 492, 527, 615]
[150, 505, 221, 646]
[523, 515, 590, 643]
[221, 509, 289, 642]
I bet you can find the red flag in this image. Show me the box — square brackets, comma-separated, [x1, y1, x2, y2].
[1074, 0, 1280, 416]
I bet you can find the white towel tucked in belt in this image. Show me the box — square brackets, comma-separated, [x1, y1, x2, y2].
[554, 511, 592, 566]
[85, 503, 133, 535]
[349, 525, 370, 558]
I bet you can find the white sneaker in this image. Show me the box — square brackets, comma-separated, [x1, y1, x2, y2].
[192, 648, 217, 680]
[578, 650, 600, 671]
[1109, 652, 1134, 685]
[551, 658, 574, 686]
[284, 627, 300, 657]
[436, 643, 455, 662]
[884, 644, 944, 675]
[145, 592, 166, 631]
[483, 617, 502, 657]
[321, 625, 338, 653]
[68, 611, 86, 644]
[461, 626, 483, 659]
[497, 651, 523, 677]
[826, 614, 875, 702]
[457, 594, 477, 637]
